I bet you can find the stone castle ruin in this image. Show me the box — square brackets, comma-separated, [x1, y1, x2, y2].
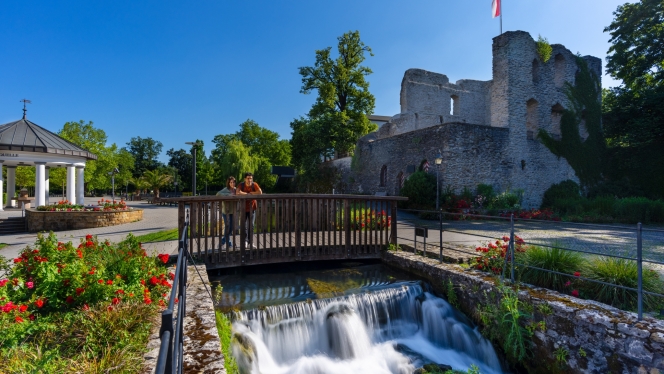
[337, 31, 601, 208]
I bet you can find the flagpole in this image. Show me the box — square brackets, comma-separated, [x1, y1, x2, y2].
[500, 0, 503, 35]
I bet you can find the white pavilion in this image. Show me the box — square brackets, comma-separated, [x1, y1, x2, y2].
[0, 109, 97, 210]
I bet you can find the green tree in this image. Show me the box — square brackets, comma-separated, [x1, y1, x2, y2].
[15, 166, 35, 189]
[605, 0, 664, 91]
[216, 139, 259, 183]
[602, 0, 664, 198]
[211, 120, 291, 190]
[293, 30, 377, 166]
[140, 169, 172, 199]
[166, 148, 192, 191]
[58, 120, 135, 193]
[124, 137, 163, 177]
[538, 57, 605, 189]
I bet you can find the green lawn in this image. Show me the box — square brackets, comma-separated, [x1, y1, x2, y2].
[0, 243, 8, 250]
[133, 228, 179, 243]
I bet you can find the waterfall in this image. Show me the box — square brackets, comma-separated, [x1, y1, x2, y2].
[231, 282, 504, 374]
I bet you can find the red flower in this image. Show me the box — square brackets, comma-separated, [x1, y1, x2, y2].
[574, 272, 581, 277]
[86, 234, 93, 240]
[115, 289, 125, 295]
[76, 250, 83, 259]
[106, 280, 113, 285]
[149, 276, 159, 286]
[571, 289, 579, 297]
[65, 296, 75, 304]
[98, 279, 104, 284]
[13, 258, 23, 264]
[144, 297, 152, 305]
[107, 306, 113, 311]
[157, 254, 169, 264]
[76, 287, 85, 296]
[15, 316, 24, 323]
[82, 304, 90, 311]
[86, 241, 94, 248]
[168, 272, 175, 280]
[112, 297, 120, 305]
[140, 279, 146, 285]
[29, 314, 35, 321]
[19, 304, 28, 312]
[35, 299, 44, 308]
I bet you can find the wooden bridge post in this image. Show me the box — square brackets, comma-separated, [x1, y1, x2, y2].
[390, 200, 398, 246]
[344, 199, 351, 258]
[295, 197, 301, 259]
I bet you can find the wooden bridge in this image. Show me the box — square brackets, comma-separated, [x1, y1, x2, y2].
[164, 194, 405, 270]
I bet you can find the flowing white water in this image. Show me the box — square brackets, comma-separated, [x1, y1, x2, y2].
[231, 282, 504, 374]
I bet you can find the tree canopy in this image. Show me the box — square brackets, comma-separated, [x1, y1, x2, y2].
[291, 30, 376, 179]
[602, 0, 664, 198]
[124, 137, 163, 177]
[58, 120, 134, 192]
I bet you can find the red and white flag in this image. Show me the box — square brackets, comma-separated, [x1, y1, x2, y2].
[492, 0, 501, 18]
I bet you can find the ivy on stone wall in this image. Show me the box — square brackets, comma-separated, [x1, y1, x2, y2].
[536, 35, 552, 63]
[538, 57, 605, 189]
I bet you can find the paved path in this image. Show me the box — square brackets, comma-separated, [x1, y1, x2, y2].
[0, 197, 180, 261]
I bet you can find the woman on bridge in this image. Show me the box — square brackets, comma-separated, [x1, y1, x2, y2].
[216, 176, 237, 249]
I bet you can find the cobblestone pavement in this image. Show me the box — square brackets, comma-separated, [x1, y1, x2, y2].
[396, 210, 664, 265]
[0, 197, 179, 261]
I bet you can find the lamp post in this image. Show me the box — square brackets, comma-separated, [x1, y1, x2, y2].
[435, 151, 443, 210]
[185, 142, 202, 196]
[107, 168, 119, 203]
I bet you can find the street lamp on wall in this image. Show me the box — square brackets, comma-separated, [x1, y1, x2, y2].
[435, 151, 443, 210]
[185, 142, 202, 196]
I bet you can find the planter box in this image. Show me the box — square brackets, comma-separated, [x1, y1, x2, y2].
[26, 209, 143, 232]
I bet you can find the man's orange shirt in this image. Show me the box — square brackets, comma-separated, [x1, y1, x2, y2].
[238, 182, 260, 212]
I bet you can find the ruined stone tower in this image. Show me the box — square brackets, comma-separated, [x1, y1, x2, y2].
[338, 31, 601, 208]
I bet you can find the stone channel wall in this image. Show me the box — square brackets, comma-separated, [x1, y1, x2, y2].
[382, 250, 664, 374]
[26, 209, 143, 232]
[143, 264, 225, 373]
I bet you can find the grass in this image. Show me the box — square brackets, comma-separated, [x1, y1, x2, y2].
[0, 300, 156, 373]
[517, 244, 585, 292]
[215, 310, 239, 374]
[583, 257, 664, 311]
[133, 228, 179, 243]
[0, 243, 8, 250]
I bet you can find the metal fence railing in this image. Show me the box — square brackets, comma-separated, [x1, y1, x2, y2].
[396, 208, 664, 321]
[155, 213, 189, 374]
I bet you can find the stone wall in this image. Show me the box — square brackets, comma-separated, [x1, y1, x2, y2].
[26, 209, 143, 232]
[345, 121, 577, 207]
[382, 250, 664, 374]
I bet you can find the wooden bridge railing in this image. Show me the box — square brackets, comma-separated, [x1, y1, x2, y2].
[163, 194, 406, 268]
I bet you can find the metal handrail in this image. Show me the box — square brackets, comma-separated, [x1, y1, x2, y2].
[155, 212, 189, 374]
[397, 207, 658, 320]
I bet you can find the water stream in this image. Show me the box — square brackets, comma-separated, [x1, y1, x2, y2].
[213, 262, 505, 374]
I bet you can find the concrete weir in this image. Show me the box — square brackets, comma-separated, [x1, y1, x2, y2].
[382, 250, 664, 374]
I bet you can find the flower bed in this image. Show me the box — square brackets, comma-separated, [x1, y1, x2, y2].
[0, 233, 172, 372]
[36, 199, 130, 212]
[27, 204, 143, 232]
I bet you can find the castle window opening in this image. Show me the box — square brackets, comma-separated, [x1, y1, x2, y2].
[526, 99, 539, 140]
[532, 59, 540, 84]
[380, 165, 387, 187]
[554, 54, 566, 87]
[551, 103, 564, 139]
[450, 95, 459, 116]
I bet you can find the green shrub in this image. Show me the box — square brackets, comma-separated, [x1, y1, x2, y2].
[613, 197, 664, 224]
[584, 196, 617, 217]
[550, 197, 585, 216]
[476, 183, 495, 201]
[583, 257, 664, 311]
[215, 311, 239, 373]
[517, 245, 586, 292]
[399, 171, 436, 209]
[491, 190, 523, 210]
[541, 180, 582, 208]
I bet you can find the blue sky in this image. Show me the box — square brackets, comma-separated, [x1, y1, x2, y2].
[0, 0, 631, 162]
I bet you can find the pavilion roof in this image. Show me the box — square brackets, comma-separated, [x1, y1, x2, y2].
[0, 118, 97, 160]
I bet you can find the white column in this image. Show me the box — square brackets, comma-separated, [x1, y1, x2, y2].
[76, 166, 85, 206]
[45, 167, 50, 205]
[6, 166, 16, 208]
[35, 162, 46, 207]
[0, 162, 4, 211]
[66, 164, 76, 204]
